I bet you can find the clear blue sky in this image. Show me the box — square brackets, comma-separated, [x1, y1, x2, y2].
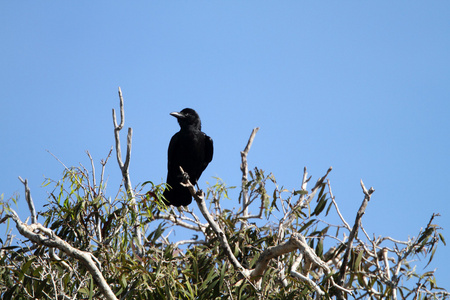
[1, 1, 449, 289]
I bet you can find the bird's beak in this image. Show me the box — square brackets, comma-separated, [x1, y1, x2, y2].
[170, 111, 184, 119]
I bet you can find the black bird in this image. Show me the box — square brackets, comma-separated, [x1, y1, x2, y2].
[163, 108, 213, 207]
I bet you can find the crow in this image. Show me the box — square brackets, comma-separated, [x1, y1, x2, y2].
[163, 108, 213, 207]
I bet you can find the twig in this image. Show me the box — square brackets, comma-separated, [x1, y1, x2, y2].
[239, 127, 259, 219]
[291, 253, 325, 296]
[0, 229, 14, 257]
[18, 177, 37, 224]
[327, 179, 351, 230]
[86, 151, 96, 191]
[155, 213, 207, 232]
[99, 147, 113, 196]
[336, 179, 374, 299]
[49, 247, 73, 272]
[173, 239, 206, 249]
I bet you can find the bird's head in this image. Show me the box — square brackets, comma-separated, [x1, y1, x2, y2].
[170, 108, 202, 130]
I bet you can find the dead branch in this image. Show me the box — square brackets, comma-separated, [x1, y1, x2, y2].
[86, 151, 96, 191]
[239, 127, 260, 218]
[112, 87, 133, 196]
[18, 176, 37, 224]
[173, 239, 206, 249]
[336, 179, 375, 299]
[327, 179, 351, 231]
[99, 146, 113, 196]
[155, 213, 207, 232]
[112, 87, 143, 256]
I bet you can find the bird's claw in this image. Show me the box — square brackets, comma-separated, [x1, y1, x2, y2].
[182, 172, 190, 183]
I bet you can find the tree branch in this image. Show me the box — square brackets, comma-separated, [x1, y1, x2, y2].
[239, 127, 259, 219]
[18, 176, 37, 224]
[336, 179, 375, 298]
[249, 236, 298, 280]
[112, 87, 143, 256]
[155, 213, 207, 232]
[291, 253, 325, 296]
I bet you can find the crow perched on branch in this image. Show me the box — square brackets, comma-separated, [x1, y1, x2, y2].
[163, 108, 213, 207]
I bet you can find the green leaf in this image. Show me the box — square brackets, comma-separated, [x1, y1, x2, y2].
[294, 190, 308, 196]
[19, 258, 34, 282]
[356, 273, 366, 287]
[439, 232, 446, 245]
[312, 198, 327, 216]
[354, 250, 364, 271]
[316, 239, 323, 257]
[120, 273, 127, 288]
[89, 276, 94, 300]
[299, 219, 316, 233]
[417, 228, 434, 244]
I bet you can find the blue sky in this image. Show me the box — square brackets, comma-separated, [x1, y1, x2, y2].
[1, 1, 450, 290]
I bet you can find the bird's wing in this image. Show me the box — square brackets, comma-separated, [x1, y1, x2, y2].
[167, 134, 179, 171]
[204, 134, 214, 164]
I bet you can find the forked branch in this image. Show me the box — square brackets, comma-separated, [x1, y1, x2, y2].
[112, 87, 143, 256]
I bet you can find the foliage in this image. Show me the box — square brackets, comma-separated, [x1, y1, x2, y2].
[0, 152, 448, 300]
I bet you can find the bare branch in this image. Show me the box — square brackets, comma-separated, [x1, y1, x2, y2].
[336, 179, 375, 298]
[86, 151, 96, 190]
[111, 87, 143, 256]
[99, 146, 113, 196]
[18, 176, 37, 224]
[155, 213, 207, 232]
[112, 87, 125, 130]
[49, 248, 73, 272]
[173, 239, 206, 249]
[239, 127, 259, 218]
[249, 236, 298, 279]
[0, 229, 14, 257]
[291, 253, 325, 296]
[123, 128, 132, 172]
[327, 179, 351, 231]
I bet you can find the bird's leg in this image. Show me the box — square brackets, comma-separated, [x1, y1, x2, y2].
[180, 169, 190, 183]
[195, 183, 204, 197]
